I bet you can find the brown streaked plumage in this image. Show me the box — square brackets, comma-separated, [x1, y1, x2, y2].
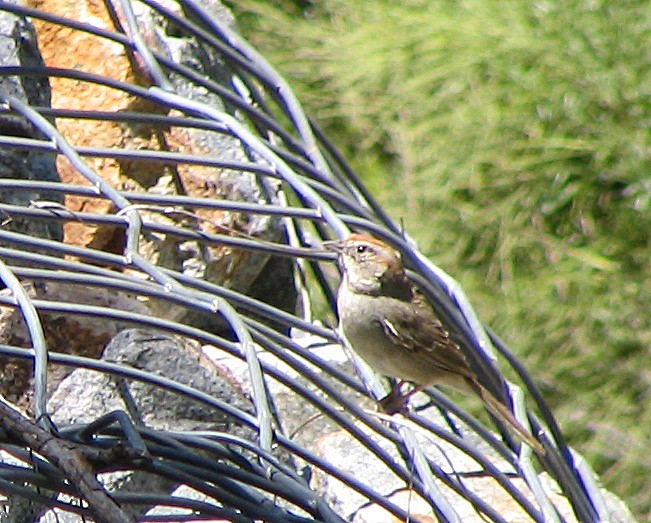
[327, 233, 543, 454]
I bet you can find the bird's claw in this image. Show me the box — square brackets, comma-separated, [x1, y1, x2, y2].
[379, 381, 413, 414]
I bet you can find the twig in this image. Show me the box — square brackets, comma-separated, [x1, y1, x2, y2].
[0, 399, 135, 523]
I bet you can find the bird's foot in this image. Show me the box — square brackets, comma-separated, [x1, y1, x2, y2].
[380, 382, 423, 414]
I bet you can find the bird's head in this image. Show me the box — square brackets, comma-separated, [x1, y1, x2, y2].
[325, 234, 406, 295]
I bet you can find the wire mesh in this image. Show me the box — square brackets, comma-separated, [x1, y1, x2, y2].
[0, 0, 617, 521]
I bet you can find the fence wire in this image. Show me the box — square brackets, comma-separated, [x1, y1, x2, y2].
[0, 0, 615, 522]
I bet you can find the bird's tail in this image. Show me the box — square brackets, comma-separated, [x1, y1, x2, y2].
[467, 378, 545, 455]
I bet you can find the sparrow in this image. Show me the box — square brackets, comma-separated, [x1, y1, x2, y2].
[327, 233, 543, 453]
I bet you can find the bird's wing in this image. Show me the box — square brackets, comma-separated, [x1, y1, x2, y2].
[378, 294, 474, 380]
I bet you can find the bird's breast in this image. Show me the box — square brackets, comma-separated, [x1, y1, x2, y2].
[337, 287, 429, 381]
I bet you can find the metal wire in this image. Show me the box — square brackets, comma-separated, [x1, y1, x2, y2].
[0, 0, 613, 521]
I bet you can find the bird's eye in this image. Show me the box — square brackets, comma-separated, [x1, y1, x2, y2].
[356, 245, 368, 254]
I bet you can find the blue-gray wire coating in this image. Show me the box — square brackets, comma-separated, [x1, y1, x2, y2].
[0, 0, 609, 521]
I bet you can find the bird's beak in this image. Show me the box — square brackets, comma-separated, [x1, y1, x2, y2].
[322, 239, 345, 254]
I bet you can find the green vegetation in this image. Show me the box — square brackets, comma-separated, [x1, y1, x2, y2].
[230, 0, 651, 518]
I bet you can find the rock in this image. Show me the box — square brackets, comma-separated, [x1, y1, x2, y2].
[25, 0, 296, 334]
[40, 329, 253, 521]
[126, 0, 296, 332]
[0, 2, 62, 249]
[46, 327, 253, 431]
[0, 281, 150, 411]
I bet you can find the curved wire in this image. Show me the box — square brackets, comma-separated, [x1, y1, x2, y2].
[0, 0, 611, 521]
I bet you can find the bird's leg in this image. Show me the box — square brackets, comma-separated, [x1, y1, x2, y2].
[380, 381, 424, 414]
